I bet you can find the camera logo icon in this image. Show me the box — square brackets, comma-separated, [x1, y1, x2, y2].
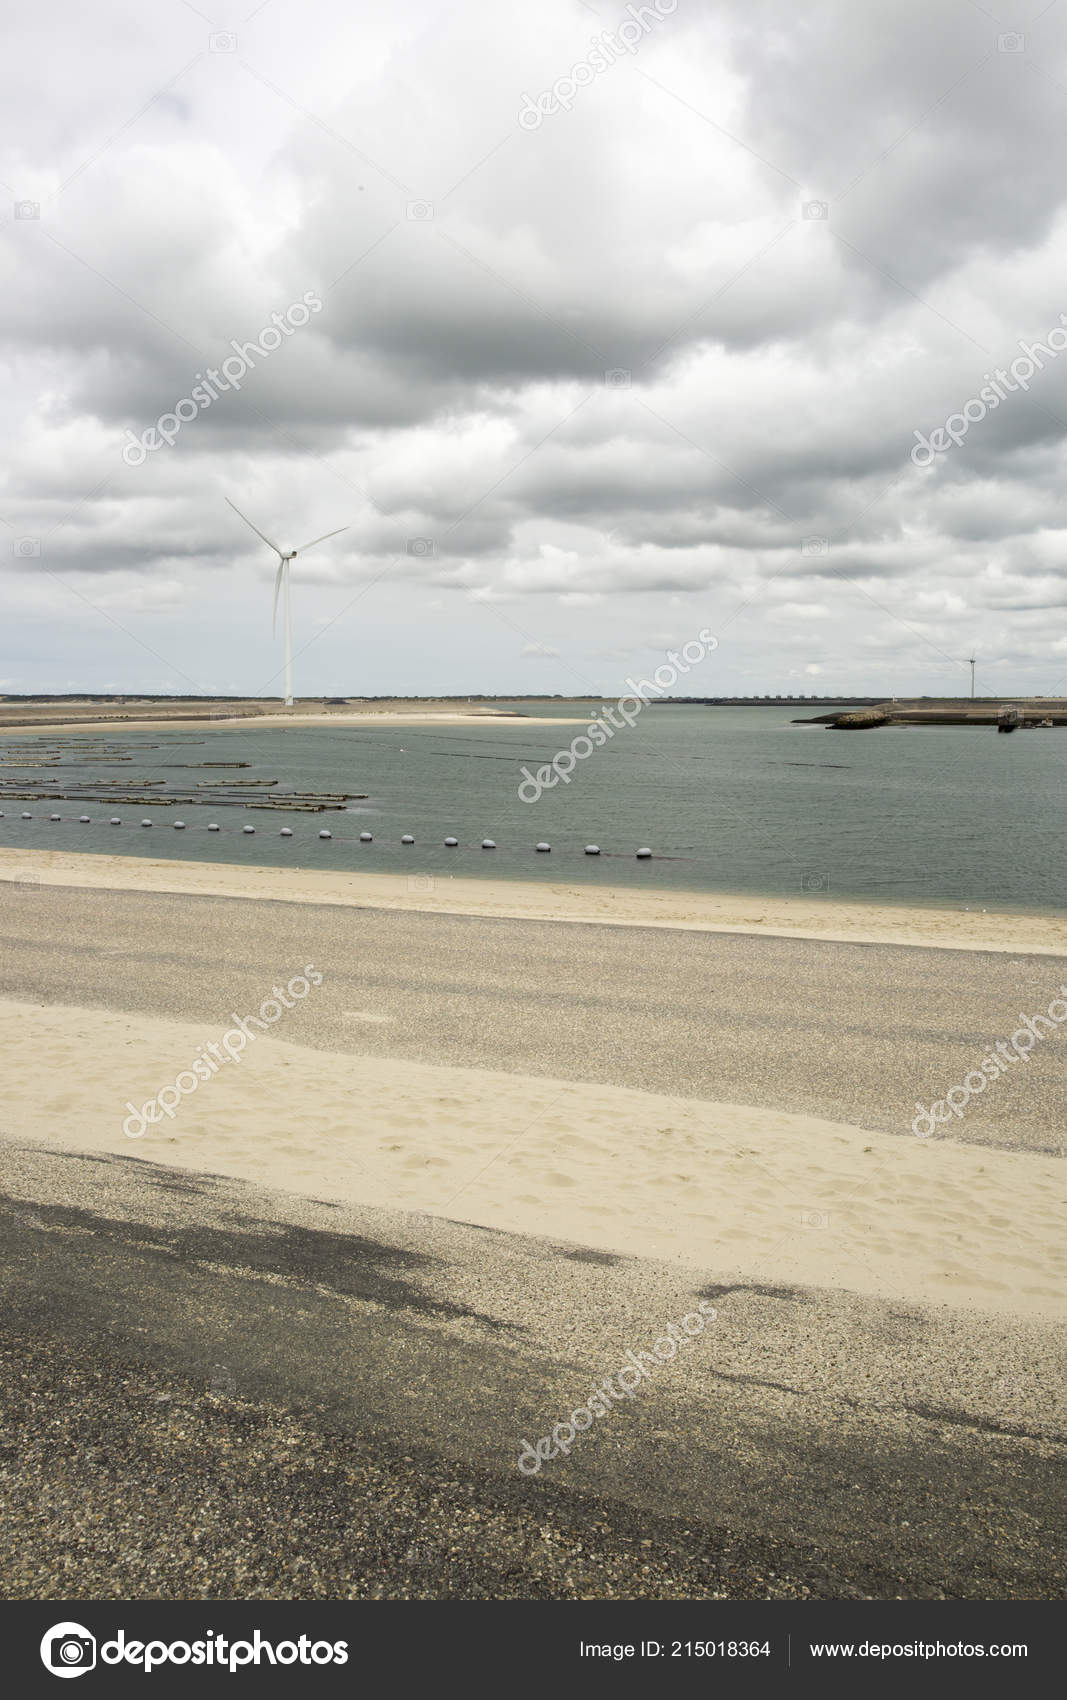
[996, 32, 1025, 53]
[209, 31, 237, 52]
[14, 538, 41, 557]
[406, 200, 434, 220]
[801, 1209, 829, 1229]
[802, 199, 828, 220]
[14, 200, 40, 220]
[801, 871, 828, 892]
[407, 537, 436, 557]
[802, 536, 827, 556]
[407, 874, 436, 894]
[40, 1623, 96, 1679]
[604, 368, 632, 388]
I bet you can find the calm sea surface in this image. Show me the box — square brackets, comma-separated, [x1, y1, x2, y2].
[2, 706, 1064, 913]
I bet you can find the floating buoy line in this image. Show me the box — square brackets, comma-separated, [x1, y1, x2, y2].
[0, 811, 657, 858]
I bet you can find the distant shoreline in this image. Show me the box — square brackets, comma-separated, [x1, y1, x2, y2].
[0, 710, 585, 735]
[4, 694, 1067, 734]
[795, 697, 1067, 728]
[0, 698, 595, 735]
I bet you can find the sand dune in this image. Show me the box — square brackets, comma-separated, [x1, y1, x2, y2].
[3, 997, 1062, 1317]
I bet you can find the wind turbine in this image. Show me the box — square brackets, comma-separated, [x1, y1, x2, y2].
[966, 655, 976, 699]
[226, 499, 348, 707]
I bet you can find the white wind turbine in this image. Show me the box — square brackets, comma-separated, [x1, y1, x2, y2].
[226, 498, 349, 707]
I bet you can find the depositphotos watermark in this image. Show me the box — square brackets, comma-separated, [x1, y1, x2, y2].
[518, 627, 716, 802]
[910, 314, 1067, 466]
[122, 966, 323, 1136]
[518, 0, 679, 130]
[40, 1622, 348, 1677]
[910, 986, 1067, 1137]
[122, 293, 322, 465]
[517, 1300, 716, 1474]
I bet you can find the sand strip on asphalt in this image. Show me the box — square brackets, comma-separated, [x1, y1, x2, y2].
[3, 997, 1062, 1317]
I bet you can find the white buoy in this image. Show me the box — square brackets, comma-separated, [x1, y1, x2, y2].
[110, 817, 121, 825]
[401, 833, 415, 844]
[243, 825, 255, 834]
[319, 829, 332, 839]
[79, 815, 90, 823]
[636, 847, 652, 859]
[50, 814, 61, 821]
[21, 812, 32, 819]
[482, 838, 496, 849]
[174, 820, 186, 829]
[141, 818, 152, 827]
[584, 844, 600, 855]
[208, 823, 220, 832]
[536, 842, 551, 852]
[359, 831, 373, 842]
[280, 827, 293, 837]
[444, 836, 458, 847]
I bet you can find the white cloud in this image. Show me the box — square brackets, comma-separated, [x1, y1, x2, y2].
[4, 0, 1067, 694]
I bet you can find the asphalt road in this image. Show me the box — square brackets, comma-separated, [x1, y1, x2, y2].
[1, 1143, 1063, 1600]
[1, 882, 1065, 1152]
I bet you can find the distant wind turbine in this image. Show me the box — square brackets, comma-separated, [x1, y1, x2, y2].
[966, 655, 976, 699]
[226, 499, 348, 707]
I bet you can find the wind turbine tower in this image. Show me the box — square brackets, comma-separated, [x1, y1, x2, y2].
[967, 656, 976, 699]
[227, 499, 349, 706]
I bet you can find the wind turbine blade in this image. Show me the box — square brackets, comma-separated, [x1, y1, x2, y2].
[272, 559, 285, 636]
[226, 497, 284, 556]
[294, 526, 349, 555]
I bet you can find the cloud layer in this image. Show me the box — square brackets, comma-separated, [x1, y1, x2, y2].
[3, 0, 1067, 695]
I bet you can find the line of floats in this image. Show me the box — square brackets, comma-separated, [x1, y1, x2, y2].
[0, 739, 661, 854]
[0, 812, 653, 857]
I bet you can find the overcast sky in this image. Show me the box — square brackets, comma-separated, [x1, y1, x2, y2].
[3, 0, 1067, 698]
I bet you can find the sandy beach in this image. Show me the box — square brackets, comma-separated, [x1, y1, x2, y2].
[2, 847, 1064, 954]
[0, 698, 590, 736]
[208, 711, 588, 728]
[0, 712, 585, 735]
